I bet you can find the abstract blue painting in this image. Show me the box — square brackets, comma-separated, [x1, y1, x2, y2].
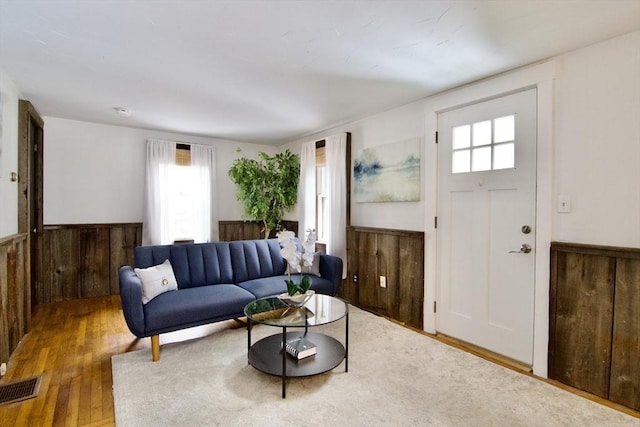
[354, 138, 420, 202]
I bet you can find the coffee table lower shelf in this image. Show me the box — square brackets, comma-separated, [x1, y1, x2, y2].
[248, 331, 346, 394]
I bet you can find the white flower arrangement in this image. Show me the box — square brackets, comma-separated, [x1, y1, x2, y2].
[277, 229, 317, 296]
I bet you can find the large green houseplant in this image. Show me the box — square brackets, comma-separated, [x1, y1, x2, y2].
[228, 149, 300, 238]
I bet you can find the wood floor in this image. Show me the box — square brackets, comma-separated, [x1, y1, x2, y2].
[1, 295, 637, 426]
[0, 295, 145, 426]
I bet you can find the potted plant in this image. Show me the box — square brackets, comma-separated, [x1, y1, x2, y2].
[276, 229, 317, 310]
[228, 149, 300, 238]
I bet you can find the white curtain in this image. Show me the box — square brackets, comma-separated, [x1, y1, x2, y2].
[298, 141, 316, 237]
[191, 144, 218, 242]
[142, 139, 218, 246]
[142, 139, 175, 245]
[325, 133, 348, 278]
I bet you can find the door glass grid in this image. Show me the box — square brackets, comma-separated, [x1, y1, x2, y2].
[452, 114, 515, 173]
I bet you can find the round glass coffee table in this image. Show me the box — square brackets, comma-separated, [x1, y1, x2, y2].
[244, 294, 349, 398]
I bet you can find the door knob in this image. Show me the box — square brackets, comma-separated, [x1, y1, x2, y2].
[510, 244, 532, 254]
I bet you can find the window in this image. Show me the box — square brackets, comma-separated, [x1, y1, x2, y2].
[142, 140, 217, 245]
[452, 114, 515, 174]
[165, 146, 200, 242]
[167, 164, 196, 242]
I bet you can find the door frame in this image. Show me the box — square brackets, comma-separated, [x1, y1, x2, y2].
[18, 100, 44, 328]
[422, 61, 556, 377]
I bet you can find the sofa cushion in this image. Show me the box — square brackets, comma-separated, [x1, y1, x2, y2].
[238, 274, 335, 299]
[143, 284, 255, 334]
[135, 242, 234, 289]
[134, 259, 179, 304]
[237, 275, 289, 299]
[230, 239, 287, 283]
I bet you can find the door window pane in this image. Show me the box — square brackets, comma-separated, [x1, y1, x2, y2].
[494, 115, 515, 143]
[452, 125, 471, 149]
[472, 146, 492, 171]
[494, 143, 515, 170]
[472, 120, 491, 146]
[452, 150, 470, 173]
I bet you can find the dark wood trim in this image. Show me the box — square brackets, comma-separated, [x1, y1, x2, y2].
[43, 222, 143, 230]
[345, 132, 351, 227]
[0, 232, 28, 245]
[550, 241, 640, 259]
[18, 100, 44, 234]
[347, 225, 424, 236]
[18, 100, 44, 332]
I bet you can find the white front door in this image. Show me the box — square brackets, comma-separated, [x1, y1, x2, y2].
[436, 89, 537, 365]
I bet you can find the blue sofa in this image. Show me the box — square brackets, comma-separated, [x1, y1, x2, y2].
[119, 238, 343, 361]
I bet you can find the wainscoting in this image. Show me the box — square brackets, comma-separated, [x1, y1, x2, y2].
[35, 223, 142, 304]
[33, 221, 302, 305]
[0, 233, 29, 363]
[342, 226, 424, 329]
[218, 220, 298, 241]
[549, 242, 640, 412]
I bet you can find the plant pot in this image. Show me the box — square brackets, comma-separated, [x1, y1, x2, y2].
[278, 290, 315, 308]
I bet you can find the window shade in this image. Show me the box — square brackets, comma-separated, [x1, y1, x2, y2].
[176, 148, 191, 166]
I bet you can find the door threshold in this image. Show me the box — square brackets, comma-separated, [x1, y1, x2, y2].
[434, 333, 532, 374]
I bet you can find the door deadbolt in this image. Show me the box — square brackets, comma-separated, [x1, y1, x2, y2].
[521, 225, 532, 234]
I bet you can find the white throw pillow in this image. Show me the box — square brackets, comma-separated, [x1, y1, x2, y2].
[134, 259, 179, 304]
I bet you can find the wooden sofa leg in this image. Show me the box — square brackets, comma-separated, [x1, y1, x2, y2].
[151, 335, 160, 361]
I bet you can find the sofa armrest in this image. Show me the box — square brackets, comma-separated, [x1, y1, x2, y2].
[119, 265, 146, 337]
[318, 254, 343, 296]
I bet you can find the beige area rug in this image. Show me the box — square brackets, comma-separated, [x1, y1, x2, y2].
[112, 306, 639, 427]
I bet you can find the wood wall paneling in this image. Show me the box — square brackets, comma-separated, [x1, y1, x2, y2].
[342, 228, 359, 304]
[36, 221, 302, 305]
[549, 242, 640, 412]
[80, 228, 110, 298]
[49, 227, 80, 301]
[398, 232, 425, 328]
[350, 230, 381, 313]
[610, 257, 640, 410]
[7, 220, 292, 362]
[219, 220, 298, 241]
[0, 234, 29, 363]
[378, 233, 399, 319]
[109, 226, 141, 294]
[344, 226, 424, 329]
[550, 251, 614, 398]
[36, 224, 142, 305]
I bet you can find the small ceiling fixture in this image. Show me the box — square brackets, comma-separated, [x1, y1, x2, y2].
[114, 107, 131, 117]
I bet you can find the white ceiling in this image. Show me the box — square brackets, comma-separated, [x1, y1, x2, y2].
[1, 1, 640, 145]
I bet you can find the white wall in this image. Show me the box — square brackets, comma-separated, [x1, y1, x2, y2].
[283, 100, 426, 231]
[0, 68, 22, 238]
[553, 30, 640, 247]
[43, 117, 276, 225]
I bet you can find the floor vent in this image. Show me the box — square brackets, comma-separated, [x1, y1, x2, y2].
[0, 376, 42, 406]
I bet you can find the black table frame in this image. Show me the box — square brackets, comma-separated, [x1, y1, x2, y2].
[246, 300, 348, 398]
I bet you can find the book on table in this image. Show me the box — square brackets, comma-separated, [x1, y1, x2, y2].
[283, 336, 317, 360]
